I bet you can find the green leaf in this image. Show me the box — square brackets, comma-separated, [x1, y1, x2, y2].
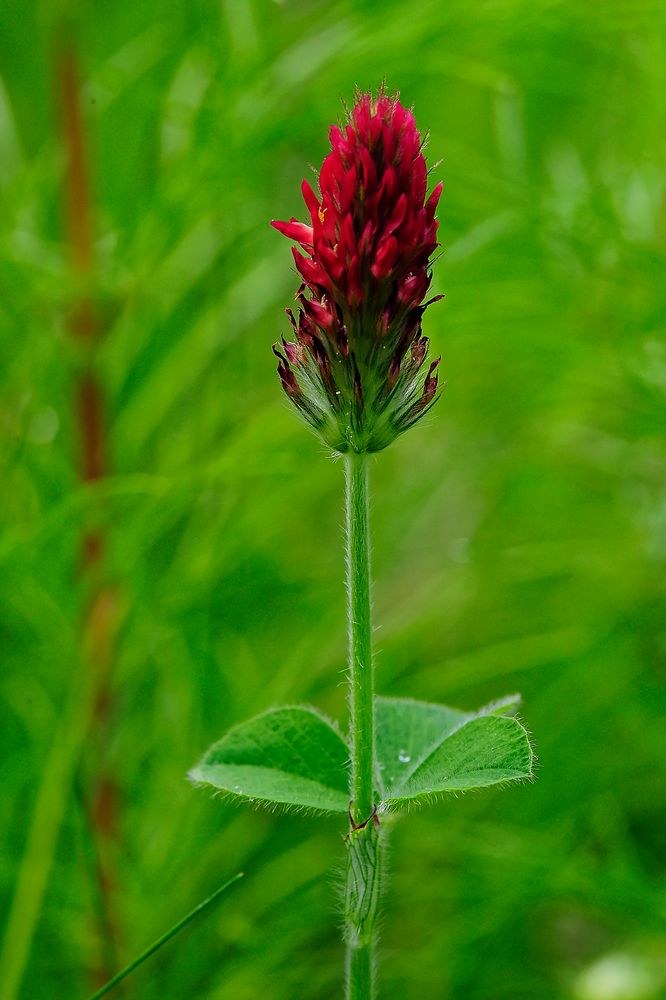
[375, 697, 470, 796]
[375, 696, 533, 809]
[189, 706, 350, 814]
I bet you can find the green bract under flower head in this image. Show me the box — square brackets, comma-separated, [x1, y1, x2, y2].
[272, 90, 444, 453]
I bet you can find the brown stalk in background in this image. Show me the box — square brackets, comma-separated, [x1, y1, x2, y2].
[58, 31, 122, 989]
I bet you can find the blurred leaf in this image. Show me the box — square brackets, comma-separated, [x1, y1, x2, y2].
[189, 706, 349, 813]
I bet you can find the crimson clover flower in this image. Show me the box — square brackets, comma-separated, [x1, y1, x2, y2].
[272, 90, 443, 453]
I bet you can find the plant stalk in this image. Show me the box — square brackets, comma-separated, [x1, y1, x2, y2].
[58, 34, 122, 986]
[345, 452, 374, 823]
[344, 451, 380, 999]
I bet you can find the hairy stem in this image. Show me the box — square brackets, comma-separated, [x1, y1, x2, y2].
[345, 452, 374, 823]
[346, 930, 374, 998]
[344, 452, 380, 999]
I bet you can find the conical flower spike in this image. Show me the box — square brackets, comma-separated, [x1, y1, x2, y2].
[272, 89, 444, 453]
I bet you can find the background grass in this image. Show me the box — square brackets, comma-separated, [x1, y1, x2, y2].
[1, 0, 666, 997]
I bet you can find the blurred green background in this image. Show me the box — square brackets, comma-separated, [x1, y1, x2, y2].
[1, 0, 666, 998]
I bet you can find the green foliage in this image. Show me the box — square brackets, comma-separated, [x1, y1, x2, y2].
[382, 714, 532, 807]
[375, 696, 532, 808]
[190, 706, 349, 813]
[1, 0, 665, 997]
[375, 697, 469, 794]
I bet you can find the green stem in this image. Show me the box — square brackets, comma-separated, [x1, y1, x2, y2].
[345, 452, 374, 824]
[344, 451, 380, 1000]
[346, 932, 373, 997]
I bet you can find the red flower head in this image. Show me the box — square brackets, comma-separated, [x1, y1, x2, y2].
[272, 89, 443, 452]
